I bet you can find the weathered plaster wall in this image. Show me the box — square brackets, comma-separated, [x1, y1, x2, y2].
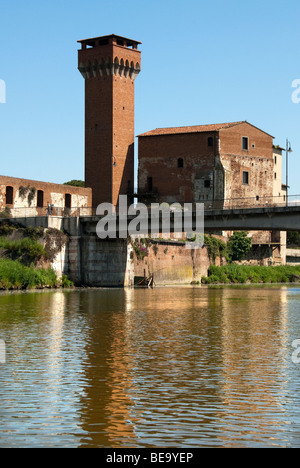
[133, 240, 210, 285]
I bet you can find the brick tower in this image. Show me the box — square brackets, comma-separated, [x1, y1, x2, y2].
[78, 34, 141, 208]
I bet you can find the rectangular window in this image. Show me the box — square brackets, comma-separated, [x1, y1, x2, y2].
[37, 190, 44, 208]
[65, 193, 72, 209]
[204, 180, 211, 188]
[242, 171, 249, 185]
[242, 137, 249, 151]
[5, 186, 13, 205]
[147, 177, 153, 192]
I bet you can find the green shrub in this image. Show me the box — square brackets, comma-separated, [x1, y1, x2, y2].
[61, 275, 74, 288]
[0, 236, 46, 265]
[228, 231, 252, 261]
[0, 259, 58, 290]
[202, 264, 300, 285]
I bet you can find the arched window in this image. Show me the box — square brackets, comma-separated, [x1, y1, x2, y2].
[178, 158, 184, 168]
[5, 186, 13, 205]
[37, 190, 44, 208]
[65, 193, 72, 209]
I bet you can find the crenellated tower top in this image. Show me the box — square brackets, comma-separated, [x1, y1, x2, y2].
[78, 34, 141, 81]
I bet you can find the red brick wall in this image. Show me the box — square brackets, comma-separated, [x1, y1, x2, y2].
[138, 123, 274, 208]
[138, 132, 216, 203]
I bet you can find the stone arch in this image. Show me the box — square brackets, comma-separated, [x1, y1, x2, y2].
[92, 60, 98, 78]
[105, 57, 112, 76]
[119, 58, 125, 77]
[114, 57, 120, 76]
[124, 60, 130, 78]
[129, 61, 135, 79]
[99, 58, 104, 77]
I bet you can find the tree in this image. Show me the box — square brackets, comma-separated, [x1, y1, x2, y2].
[63, 180, 85, 187]
[287, 231, 300, 246]
[228, 231, 252, 261]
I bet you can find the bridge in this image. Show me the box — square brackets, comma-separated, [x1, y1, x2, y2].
[2, 204, 300, 288]
[203, 205, 300, 232]
[79, 205, 300, 234]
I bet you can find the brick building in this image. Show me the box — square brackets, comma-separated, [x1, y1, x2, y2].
[138, 120, 282, 208]
[137, 121, 287, 263]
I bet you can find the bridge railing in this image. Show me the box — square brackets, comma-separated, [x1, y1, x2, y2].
[1, 195, 300, 219]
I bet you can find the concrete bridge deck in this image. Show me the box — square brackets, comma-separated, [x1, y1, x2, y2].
[79, 205, 300, 234]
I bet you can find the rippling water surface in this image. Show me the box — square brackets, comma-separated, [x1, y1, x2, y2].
[0, 286, 300, 448]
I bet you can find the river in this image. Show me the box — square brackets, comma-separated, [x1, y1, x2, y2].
[0, 286, 300, 448]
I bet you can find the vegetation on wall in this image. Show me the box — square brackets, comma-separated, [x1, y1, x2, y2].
[204, 231, 252, 263]
[44, 228, 68, 262]
[19, 186, 37, 206]
[204, 235, 228, 262]
[129, 237, 150, 261]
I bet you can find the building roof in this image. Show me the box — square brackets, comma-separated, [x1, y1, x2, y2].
[138, 121, 274, 138]
[78, 34, 142, 47]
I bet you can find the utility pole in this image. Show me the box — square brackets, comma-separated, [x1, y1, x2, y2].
[286, 139, 292, 207]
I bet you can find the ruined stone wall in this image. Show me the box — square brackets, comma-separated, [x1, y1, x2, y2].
[0, 175, 92, 216]
[219, 123, 274, 206]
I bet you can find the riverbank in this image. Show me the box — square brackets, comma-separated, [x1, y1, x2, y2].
[201, 264, 300, 285]
[0, 258, 73, 291]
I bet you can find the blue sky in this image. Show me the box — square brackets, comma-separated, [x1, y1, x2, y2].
[0, 0, 300, 195]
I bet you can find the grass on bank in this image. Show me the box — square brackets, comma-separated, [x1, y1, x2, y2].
[0, 222, 74, 291]
[0, 258, 58, 290]
[201, 264, 300, 285]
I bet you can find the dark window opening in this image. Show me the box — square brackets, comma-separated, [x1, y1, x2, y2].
[242, 137, 249, 151]
[208, 137, 213, 147]
[274, 172, 277, 180]
[177, 158, 184, 168]
[98, 39, 109, 46]
[6, 186, 13, 205]
[65, 193, 71, 209]
[204, 180, 211, 188]
[117, 39, 124, 46]
[37, 190, 44, 208]
[147, 177, 153, 192]
[242, 171, 249, 185]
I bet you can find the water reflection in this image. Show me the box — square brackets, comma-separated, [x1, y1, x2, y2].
[0, 287, 300, 447]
